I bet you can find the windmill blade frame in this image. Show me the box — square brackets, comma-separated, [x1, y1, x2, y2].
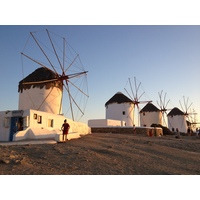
[157, 90, 171, 126]
[20, 29, 89, 121]
[124, 76, 152, 126]
[179, 96, 198, 131]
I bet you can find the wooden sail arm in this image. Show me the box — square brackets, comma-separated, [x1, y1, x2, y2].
[135, 100, 152, 104]
[68, 79, 89, 97]
[46, 29, 63, 71]
[129, 78, 135, 99]
[66, 71, 88, 79]
[124, 87, 134, 101]
[30, 32, 58, 74]
[65, 54, 79, 73]
[64, 83, 85, 120]
[21, 52, 50, 70]
[21, 71, 88, 85]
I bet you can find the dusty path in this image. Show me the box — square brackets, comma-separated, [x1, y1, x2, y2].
[0, 133, 200, 175]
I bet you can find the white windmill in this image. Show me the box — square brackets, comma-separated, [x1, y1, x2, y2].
[156, 90, 171, 127]
[187, 108, 198, 130]
[124, 77, 152, 126]
[19, 29, 89, 122]
[139, 102, 161, 127]
[179, 96, 197, 131]
[167, 107, 186, 133]
[105, 92, 134, 126]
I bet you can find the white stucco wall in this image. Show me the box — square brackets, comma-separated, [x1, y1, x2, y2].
[167, 115, 187, 133]
[140, 111, 162, 127]
[18, 86, 62, 114]
[105, 102, 134, 126]
[88, 119, 123, 127]
[0, 111, 12, 141]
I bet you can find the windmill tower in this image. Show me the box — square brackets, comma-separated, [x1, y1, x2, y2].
[18, 67, 63, 114]
[167, 107, 187, 133]
[156, 90, 171, 127]
[105, 92, 134, 126]
[139, 102, 161, 127]
[124, 77, 152, 126]
[19, 29, 89, 121]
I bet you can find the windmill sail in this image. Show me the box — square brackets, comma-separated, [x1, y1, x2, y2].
[20, 29, 89, 121]
[157, 90, 171, 126]
[124, 77, 152, 126]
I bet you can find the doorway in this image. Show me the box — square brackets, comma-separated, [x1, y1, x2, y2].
[9, 117, 23, 141]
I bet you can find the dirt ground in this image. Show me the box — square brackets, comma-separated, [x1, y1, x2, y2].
[0, 132, 200, 175]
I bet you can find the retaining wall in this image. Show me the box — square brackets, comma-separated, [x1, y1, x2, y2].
[91, 127, 163, 136]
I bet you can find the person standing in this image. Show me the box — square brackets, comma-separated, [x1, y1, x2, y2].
[196, 128, 199, 137]
[199, 128, 200, 136]
[61, 119, 70, 142]
[175, 128, 180, 139]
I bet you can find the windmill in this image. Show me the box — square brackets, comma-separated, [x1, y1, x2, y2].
[187, 108, 199, 129]
[156, 90, 171, 126]
[179, 96, 197, 130]
[20, 29, 89, 122]
[124, 76, 152, 126]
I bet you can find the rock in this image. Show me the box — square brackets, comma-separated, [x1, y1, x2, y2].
[15, 160, 21, 164]
[0, 159, 10, 164]
[9, 155, 16, 159]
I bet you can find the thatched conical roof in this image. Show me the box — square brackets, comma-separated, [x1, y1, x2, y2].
[18, 67, 63, 93]
[167, 107, 184, 116]
[140, 102, 160, 113]
[105, 92, 133, 106]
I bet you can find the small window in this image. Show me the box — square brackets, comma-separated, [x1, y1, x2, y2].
[48, 119, 54, 127]
[122, 111, 125, 115]
[37, 115, 42, 124]
[143, 112, 145, 116]
[33, 114, 37, 119]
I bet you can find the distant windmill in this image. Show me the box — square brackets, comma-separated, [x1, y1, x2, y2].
[156, 90, 171, 126]
[179, 96, 197, 130]
[187, 108, 199, 129]
[124, 77, 152, 126]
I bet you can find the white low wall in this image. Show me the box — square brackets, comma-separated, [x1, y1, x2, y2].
[88, 119, 124, 127]
[13, 128, 58, 141]
[13, 127, 91, 142]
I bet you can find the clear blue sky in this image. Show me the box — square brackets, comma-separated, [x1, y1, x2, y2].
[1, 25, 200, 125]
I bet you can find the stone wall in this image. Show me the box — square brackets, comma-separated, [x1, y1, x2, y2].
[91, 127, 163, 136]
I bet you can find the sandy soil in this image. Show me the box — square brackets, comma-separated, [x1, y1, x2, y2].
[0, 133, 200, 175]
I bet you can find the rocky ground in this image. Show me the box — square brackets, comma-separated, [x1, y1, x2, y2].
[0, 132, 200, 175]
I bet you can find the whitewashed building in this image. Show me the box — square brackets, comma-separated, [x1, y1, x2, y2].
[140, 102, 162, 127]
[0, 109, 90, 142]
[0, 67, 91, 142]
[105, 92, 134, 126]
[167, 107, 187, 133]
